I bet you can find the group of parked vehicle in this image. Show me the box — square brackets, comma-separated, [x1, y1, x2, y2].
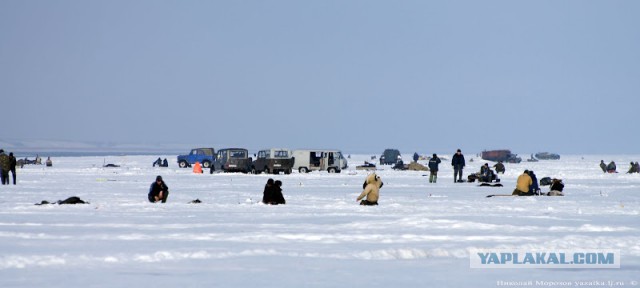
[480, 150, 560, 163]
[175, 147, 560, 175]
[176, 148, 348, 174]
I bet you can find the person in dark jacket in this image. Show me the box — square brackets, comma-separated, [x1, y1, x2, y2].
[480, 163, 494, 182]
[428, 154, 441, 183]
[153, 157, 162, 167]
[606, 161, 617, 173]
[162, 158, 168, 167]
[272, 180, 286, 205]
[527, 170, 540, 195]
[480, 163, 489, 175]
[547, 178, 565, 196]
[550, 178, 564, 192]
[148, 175, 169, 203]
[599, 160, 606, 173]
[413, 152, 419, 163]
[493, 161, 505, 174]
[451, 149, 465, 183]
[9, 152, 17, 185]
[262, 178, 275, 204]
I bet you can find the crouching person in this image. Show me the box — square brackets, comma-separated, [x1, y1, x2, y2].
[262, 179, 286, 205]
[512, 170, 533, 196]
[149, 175, 169, 203]
[547, 178, 565, 196]
[357, 173, 383, 206]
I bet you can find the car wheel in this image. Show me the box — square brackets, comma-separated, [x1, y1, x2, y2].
[179, 161, 188, 168]
[328, 167, 336, 173]
[299, 167, 308, 173]
[202, 161, 211, 168]
[263, 167, 270, 174]
[251, 167, 257, 174]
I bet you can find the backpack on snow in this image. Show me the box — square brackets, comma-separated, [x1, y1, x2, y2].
[539, 177, 552, 186]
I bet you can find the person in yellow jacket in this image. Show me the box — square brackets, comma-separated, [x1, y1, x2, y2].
[512, 170, 533, 196]
[193, 162, 203, 174]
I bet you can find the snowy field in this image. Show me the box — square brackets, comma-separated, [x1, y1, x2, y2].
[0, 154, 639, 287]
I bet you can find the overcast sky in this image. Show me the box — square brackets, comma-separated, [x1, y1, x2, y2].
[1, 1, 639, 154]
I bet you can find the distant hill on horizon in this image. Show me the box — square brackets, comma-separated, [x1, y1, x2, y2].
[0, 139, 186, 154]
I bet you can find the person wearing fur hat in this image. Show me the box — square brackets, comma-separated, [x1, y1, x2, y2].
[358, 173, 383, 206]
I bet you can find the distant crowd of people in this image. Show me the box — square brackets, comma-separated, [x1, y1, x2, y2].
[598, 160, 640, 174]
[12, 149, 640, 205]
[152, 158, 169, 167]
[0, 149, 54, 186]
[599, 160, 617, 173]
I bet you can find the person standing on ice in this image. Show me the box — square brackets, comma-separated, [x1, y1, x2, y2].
[428, 153, 441, 183]
[451, 149, 465, 183]
[9, 152, 17, 185]
[148, 175, 169, 203]
[512, 170, 533, 196]
[0, 150, 10, 185]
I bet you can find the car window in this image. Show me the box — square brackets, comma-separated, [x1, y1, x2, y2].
[275, 150, 288, 158]
[230, 151, 247, 158]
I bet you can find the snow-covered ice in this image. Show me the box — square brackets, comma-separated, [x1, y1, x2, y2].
[0, 154, 638, 287]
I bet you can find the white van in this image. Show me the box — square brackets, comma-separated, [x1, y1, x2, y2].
[292, 150, 348, 173]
